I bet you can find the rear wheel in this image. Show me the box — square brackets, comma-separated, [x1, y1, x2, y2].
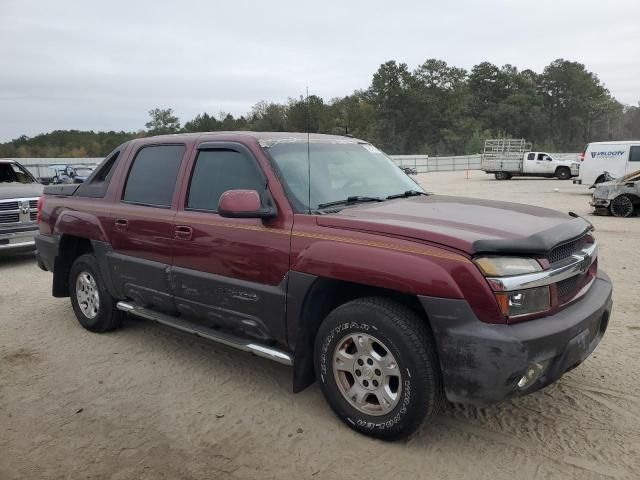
[69, 254, 124, 332]
[494, 171, 511, 180]
[314, 297, 443, 440]
[610, 195, 635, 217]
[556, 167, 571, 180]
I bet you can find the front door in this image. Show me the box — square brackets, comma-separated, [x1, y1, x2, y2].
[171, 143, 292, 344]
[109, 144, 186, 311]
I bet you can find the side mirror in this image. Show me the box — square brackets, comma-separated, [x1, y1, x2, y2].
[218, 189, 277, 219]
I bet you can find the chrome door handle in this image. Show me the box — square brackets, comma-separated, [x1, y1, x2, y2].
[174, 225, 193, 240]
[114, 218, 128, 231]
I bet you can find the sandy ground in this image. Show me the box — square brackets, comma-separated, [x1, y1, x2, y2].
[1, 170, 639, 480]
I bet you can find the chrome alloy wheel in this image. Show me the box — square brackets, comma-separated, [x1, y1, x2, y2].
[332, 333, 402, 416]
[76, 271, 100, 319]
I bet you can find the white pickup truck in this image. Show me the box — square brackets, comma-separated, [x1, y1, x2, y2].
[481, 139, 580, 180]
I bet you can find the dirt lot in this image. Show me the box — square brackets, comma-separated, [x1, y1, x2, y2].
[1, 170, 639, 480]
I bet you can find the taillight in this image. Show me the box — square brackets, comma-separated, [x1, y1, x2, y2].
[579, 152, 585, 162]
[37, 196, 44, 223]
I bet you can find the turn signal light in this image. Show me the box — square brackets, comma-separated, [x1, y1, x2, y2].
[494, 286, 550, 318]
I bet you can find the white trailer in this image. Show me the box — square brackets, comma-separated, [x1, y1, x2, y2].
[481, 139, 579, 180]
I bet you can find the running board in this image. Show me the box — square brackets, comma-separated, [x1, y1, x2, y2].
[116, 301, 293, 366]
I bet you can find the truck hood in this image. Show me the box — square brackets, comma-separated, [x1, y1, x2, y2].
[0, 182, 43, 200]
[316, 195, 592, 255]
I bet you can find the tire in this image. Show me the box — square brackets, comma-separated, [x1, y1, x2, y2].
[556, 167, 571, 180]
[494, 171, 510, 180]
[69, 253, 124, 332]
[314, 297, 444, 440]
[610, 195, 635, 218]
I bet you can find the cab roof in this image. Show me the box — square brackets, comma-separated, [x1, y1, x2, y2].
[137, 131, 364, 148]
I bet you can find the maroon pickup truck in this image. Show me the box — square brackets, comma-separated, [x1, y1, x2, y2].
[36, 132, 612, 440]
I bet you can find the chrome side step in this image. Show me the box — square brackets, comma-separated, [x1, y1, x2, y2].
[116, 301, 293, 366]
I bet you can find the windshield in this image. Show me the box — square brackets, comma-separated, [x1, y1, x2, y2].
[267, 142, 422, 212]
[0, 162, 37, 184]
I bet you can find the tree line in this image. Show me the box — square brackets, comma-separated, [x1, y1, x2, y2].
[2, 58, 639, 158]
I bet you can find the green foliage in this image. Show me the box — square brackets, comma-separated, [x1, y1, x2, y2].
[2, 58, 638, 158]
[145, 108, 181, 135]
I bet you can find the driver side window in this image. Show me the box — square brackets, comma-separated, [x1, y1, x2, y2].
[187, 149, 265, 212]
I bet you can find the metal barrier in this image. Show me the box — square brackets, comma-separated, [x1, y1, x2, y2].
[391, 153, 578, 173]
[391, 155, 482, 173]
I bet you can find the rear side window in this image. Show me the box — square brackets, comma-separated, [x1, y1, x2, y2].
[93, 152, 119, 182]
[123, 145, 185, 207]
[187, 149, 264, 211]
[630, 146, 640, 162]
[527, 153, 535, 160]
[76, 150, 121, 198]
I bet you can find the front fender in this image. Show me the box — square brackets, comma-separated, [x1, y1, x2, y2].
[292, 240, 465, 299]
[290, 228, 503, 324]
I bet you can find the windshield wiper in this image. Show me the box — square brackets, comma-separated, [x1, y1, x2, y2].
[317, 196, 385, 209]
[386, 190, 429, 200]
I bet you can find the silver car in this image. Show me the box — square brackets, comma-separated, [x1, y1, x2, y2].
[591, 169, 640, 217]
[0, 160, 43, 252]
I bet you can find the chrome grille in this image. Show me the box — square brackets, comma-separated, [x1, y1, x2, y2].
[557, 272, 587, 303]
[0, 197, 39, 225]
[0, 212, 20, 224]
[0, 201, 19, 211]
[548, 236, 588, 264]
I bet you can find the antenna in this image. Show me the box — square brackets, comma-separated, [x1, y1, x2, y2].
[306, 86, 311, 214]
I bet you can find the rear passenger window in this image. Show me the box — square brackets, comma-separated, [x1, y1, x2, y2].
[123, 145, 185, 207]
[187, 150, 264, 211]
[93, 151, 119, 183]
[630, 146, 640, 162]
[527, 153, 535, 160]
[75, 150, 120, 198]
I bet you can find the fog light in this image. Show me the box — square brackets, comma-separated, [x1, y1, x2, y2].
[517, 362, 544, 389]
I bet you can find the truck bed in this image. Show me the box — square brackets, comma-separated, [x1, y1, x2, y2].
[480, 155, 523, 173]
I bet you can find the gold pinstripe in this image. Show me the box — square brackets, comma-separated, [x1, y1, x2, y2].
[173, 217, 470, 263]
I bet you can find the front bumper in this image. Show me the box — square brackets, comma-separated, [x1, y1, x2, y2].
[0, 226, 38, 252]
[590, 197, 610, 208]
[420, 271, 612, 405]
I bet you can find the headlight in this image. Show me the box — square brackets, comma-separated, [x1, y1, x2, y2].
[474, 256, 549, 318]
[474, 256, 542, 276]
[494, 287, 550, 317]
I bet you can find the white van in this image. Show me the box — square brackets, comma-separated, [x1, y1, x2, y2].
[575, 141, 640, 186]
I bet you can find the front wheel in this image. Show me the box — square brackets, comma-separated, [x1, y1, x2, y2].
[610, 195, 635, 217]
[314, 298, 444, 440]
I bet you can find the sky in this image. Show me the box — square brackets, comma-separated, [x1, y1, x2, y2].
[1, 0, 639, 142]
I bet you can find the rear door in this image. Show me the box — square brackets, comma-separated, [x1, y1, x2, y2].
[171, 142, 292, 344]
[109, 143, 188, 311]
[522, 152, 537, 173]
